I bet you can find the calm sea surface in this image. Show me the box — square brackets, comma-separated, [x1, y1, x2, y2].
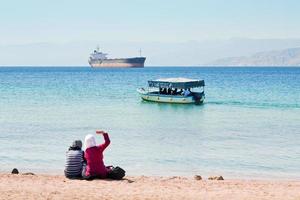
[0, 67, 299, 179]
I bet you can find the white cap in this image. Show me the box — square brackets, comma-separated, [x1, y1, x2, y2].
[84, 134, 96, 149]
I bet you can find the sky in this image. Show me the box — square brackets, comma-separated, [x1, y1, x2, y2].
[1, 0, 300, 65]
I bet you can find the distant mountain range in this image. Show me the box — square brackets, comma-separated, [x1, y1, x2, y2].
[207, 47, 300, 66]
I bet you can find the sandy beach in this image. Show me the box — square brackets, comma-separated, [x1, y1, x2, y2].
[1, 173, 299, 200]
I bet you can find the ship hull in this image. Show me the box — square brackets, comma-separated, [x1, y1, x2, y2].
[89, 57, 146, 68]
[137, 89, 205, 104]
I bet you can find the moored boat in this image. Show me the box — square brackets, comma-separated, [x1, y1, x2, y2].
[137, 78, 205, 104]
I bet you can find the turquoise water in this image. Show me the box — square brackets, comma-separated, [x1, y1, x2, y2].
[0, 67, 299, 179]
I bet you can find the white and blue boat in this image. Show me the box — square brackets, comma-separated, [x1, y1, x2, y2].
[137, 78, 205, 104]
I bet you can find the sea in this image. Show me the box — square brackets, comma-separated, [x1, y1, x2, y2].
[0, 67, 299, 179]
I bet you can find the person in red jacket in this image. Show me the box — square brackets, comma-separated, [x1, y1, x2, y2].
[82, 130, 111, 179]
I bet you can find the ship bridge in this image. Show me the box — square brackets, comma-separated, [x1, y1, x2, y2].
[90, 50, 108, 60]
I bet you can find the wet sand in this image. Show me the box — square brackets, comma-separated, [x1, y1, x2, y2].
[0, 173, 300, 200]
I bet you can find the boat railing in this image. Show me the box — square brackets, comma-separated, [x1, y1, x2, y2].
[138, 86, 204, 98]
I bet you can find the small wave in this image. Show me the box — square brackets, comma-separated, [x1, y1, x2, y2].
[207, 100, 300, 109]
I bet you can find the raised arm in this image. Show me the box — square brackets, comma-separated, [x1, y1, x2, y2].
[96, 130, 110, 150]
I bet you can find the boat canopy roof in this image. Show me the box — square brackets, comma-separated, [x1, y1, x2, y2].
[148, 77, 205, 89]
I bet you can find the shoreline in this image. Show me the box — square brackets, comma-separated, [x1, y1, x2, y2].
[1, 173, 300, 200]
[2, 168, 300, 181]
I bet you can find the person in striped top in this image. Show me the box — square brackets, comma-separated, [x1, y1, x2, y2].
[64, 140, 85, 179]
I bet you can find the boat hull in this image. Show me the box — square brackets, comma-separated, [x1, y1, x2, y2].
[89, 57, 146, 68]
[138, 90, 205, 104]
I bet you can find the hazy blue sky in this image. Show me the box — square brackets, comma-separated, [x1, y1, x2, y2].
[1, 0, 300, 65]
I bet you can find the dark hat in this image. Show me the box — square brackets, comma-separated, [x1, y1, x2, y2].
[71, 140, 82, 149]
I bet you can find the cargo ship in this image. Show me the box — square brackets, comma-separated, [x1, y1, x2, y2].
[88, 47, 146, 68]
